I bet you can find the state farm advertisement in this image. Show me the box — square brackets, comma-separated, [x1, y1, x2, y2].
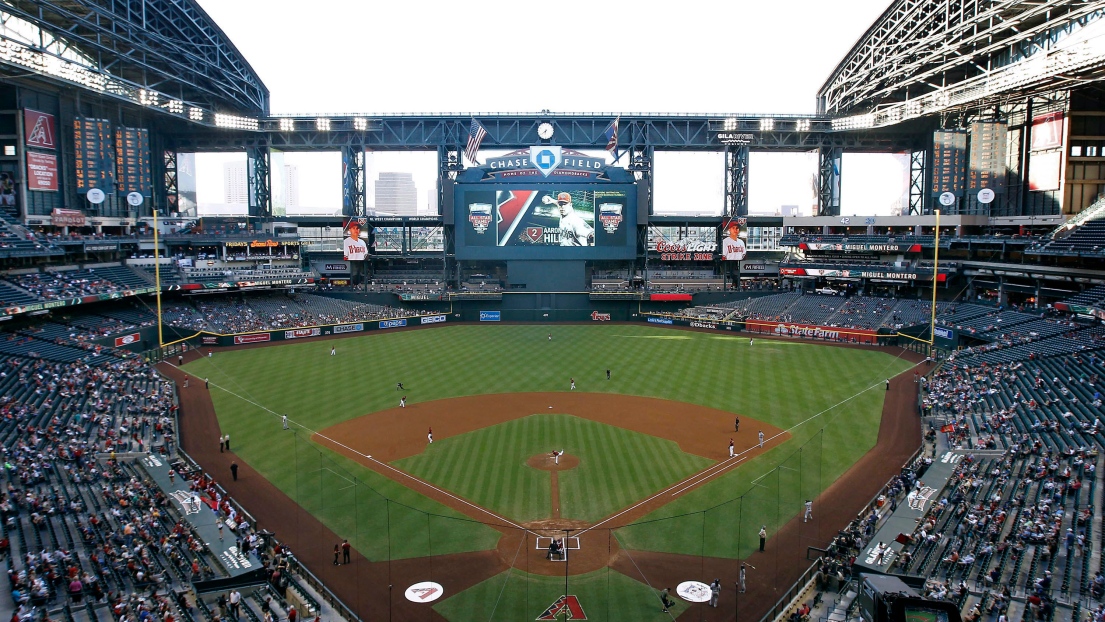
[234, 333, 271, 344]
[744, 320, 878, 344]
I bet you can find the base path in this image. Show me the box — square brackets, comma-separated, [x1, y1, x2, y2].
[166, 339, 926, 622]
[317, 392, 782, 463]
[314, 392, 788, 577]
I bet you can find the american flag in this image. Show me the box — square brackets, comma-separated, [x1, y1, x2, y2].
[465, 118, 487, 166]
[604, 116, 619, 153]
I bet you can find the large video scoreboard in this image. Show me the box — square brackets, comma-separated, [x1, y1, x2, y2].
[455, 183, 636, 260]
[453, 147, 637, 260]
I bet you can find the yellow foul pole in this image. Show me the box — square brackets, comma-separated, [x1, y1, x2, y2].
[929, 209, 941, 358]
[153, 210, 164, 347]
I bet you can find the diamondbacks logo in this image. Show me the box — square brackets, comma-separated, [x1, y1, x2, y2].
[468, 203, 492, 234]
[598, 203, 623, 233]
[24, 110, 55, 149]
[537, 595, 587, 620]
[410, 586, 438, 600]
[907, 485, 936, 511]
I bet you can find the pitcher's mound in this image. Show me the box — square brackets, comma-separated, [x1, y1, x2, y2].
[526, 452, 579, 471]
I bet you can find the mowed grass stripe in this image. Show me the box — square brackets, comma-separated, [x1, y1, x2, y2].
[396, 414, 712, 523]
[189, 324, 914, 557]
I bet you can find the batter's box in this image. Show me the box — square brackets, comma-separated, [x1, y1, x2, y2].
[536, 536, 580, 562]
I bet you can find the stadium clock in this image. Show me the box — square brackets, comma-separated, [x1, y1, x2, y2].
[537, 122, 554, 140]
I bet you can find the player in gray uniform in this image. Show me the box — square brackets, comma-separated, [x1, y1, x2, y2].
[543, 192, 594, 246]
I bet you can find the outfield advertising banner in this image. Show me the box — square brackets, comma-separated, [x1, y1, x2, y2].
[647, 317, 674, 325]
[456, 183, 635, 260]
[420, 315, 446, 324]
[798, 243, 922, 253]
[284, 328, 322, 340]
[745, 320, 878, 344]
[933, 326, 958, 350]
[114, 333, 141, 348]
[480, 311, 501, 322]
[192, 315, 449, 347]
[2, 287, 158, 318]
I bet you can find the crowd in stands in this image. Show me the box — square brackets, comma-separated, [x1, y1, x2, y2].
[2, 267, 154, 303]
[0, 324, 327, 622]
[164, 294, 431, 334]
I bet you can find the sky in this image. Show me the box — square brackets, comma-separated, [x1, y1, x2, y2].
[192, 0, 903, 217]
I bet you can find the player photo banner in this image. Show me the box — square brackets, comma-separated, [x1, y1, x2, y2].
[342, 217, 368, 261]
[719, 217, 747, 261]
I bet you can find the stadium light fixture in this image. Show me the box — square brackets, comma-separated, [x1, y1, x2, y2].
[759, 118, 775, 131]
[795, 119, 811, 132]
[214, 113, 259, 131]
[167, 100, 184, 114]
[279, 118, 295, 131]
[353, 118, 368, 131]
[723, 117, 739, 131]
[139, 90, 158, 106]
[315, 117, 331, 132]
[188, 107, 204, 121]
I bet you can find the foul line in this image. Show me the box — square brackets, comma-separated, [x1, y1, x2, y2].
[578, 360, 926, 536]
[174, 354, 924, 539]
[169, 363, 530, 533]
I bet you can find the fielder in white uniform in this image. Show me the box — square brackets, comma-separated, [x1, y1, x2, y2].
[804, 499, 813, 522]
[543, 192, 594, 246]
[721, 222, 747, 260]
[343, 222, 368, 261]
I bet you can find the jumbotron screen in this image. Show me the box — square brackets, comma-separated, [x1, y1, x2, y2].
[456, 184, 635, 260]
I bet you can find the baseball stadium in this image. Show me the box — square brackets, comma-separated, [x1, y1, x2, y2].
[0, 2, 1101, 622]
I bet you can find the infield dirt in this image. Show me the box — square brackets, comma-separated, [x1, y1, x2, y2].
[165, 334, 926, 621]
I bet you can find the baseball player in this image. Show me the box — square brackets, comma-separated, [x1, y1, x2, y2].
[804, 499, 813, 522]
[331, 346, 336, 356]
[543, 192, 594, 246]
[729, 439, 735, 458]
[739, 563, 748, 593]
[343, 221, 367, 261]
[400, 396, 406, 408]
[570, 378, 576, 391]
[282, 414, 288, 430]
[427, 427, 433, 444]
[721, 221, 747, 260]
[758, 430, 765, 448]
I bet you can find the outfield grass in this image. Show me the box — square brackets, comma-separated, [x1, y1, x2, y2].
[433, 568, 690, 622]
[185, 324, 914, 560]
[395, 414, 713, 523]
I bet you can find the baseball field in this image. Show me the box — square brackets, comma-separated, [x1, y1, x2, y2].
[175, 323, 921, 621]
